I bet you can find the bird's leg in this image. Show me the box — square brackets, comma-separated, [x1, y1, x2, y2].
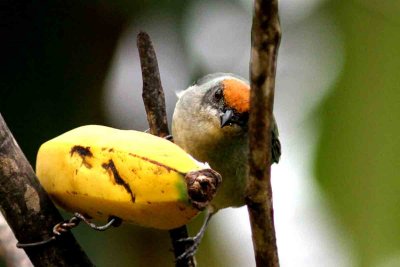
[176, 207, 215, 261]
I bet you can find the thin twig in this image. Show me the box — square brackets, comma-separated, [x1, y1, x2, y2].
[0, 113, 93, 267]
[246, 0, 281, 267]
[137, 31, 196, 267]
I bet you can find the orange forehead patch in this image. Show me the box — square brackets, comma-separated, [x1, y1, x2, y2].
[222, 79, 250, 113]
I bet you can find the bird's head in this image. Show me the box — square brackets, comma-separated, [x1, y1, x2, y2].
[174, 73, 250, 139]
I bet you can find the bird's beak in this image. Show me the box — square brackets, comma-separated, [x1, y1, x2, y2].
[220, 109, 234, 128]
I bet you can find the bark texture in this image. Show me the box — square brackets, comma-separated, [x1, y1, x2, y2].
[246, 0, 281, 266]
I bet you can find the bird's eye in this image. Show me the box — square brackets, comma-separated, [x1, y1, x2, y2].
[214, 89, 223, 102]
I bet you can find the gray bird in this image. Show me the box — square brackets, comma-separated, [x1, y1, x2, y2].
[172, 73, 281, 259]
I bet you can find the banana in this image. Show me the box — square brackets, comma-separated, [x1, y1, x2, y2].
[36, 125, 221, 230]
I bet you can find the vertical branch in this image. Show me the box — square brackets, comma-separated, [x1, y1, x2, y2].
[137, 31, 196, 267]
[246, 0, 281, 267]
[137, 32, 169, 138]
[0, 114, 93, 267]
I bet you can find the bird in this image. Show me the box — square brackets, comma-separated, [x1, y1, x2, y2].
[171, 73, 281, 259]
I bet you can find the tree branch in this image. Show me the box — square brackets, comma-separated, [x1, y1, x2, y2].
[138, 32, 169, 139]
[0, 113, 93, 266]
[246, 0, 281, 267]
[137, 31, 196, 267]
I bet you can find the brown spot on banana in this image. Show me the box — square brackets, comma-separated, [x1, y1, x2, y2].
[70, 145, 93, 157]
[70, 145, 93, 168]
[102, 160, 136, 203]
[128, 153, 181, 174]
[152, 167, 163, 175]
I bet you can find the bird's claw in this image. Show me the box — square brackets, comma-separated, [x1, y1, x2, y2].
[176, 236, 201, 261]
[176, 236, 195, 243]
[175, 209, 215, 261]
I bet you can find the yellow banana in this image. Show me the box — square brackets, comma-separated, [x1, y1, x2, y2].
[36, 125, 221, 230]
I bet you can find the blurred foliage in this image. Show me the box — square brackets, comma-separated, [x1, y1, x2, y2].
[1, 0, 188, 163]
[315, 1, 400, 266]
[1, 0, 127, 162]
